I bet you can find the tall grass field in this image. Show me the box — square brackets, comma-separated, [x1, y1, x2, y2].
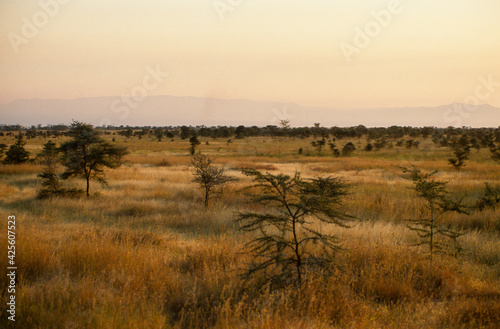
[1, 130, 499, 328]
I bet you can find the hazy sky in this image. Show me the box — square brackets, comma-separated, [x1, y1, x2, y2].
[1, 0, 500, 109]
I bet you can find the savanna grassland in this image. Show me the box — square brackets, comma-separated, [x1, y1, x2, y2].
[1, 130, 499, 328]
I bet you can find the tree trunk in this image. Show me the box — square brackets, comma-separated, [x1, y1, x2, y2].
[292, 217, 302, 285]
[204, 188, 209, 208]
[86, 176, 90, 197]
[430, 202, 434, 267]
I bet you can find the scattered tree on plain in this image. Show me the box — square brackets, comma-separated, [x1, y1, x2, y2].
[342, 142, 356, 156]
[235, 125, 246, 139]
[60, 121, 128, 197]
[180, 126, 192, 140]
[373, 137, 387, 150]
[3, 134, 30, 164]
[36, 140, 63, 198]
[311, 138, 326, 154]
[405, 139, 420, 149]
[236, 169, 352, 288]
[475, 183, 500, 211]
[191, 154, 236, 208]
[154, 128, 164, 142]
[401, 165, 468, 265]
[279, 120, 290, 129]
[121, 128, 133, 139]
[448, 136, 470, 171]
[329, 142, 340, 156]
[189, 135, 201, 155]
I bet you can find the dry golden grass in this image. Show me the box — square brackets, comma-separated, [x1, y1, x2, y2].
[0, 163, 42, 175]
[0, 135, 499, 328]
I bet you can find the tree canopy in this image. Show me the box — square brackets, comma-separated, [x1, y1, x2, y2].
[4, 134, 30, 164]
[60, 121, 128, 196]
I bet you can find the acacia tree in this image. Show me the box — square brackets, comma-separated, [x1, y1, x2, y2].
[401, 166, 468, 265]
[373, 137, 387, 150]
[189, 135, 201, 155]
[448, 147, 469, 171]
[191, 155, 235, 207]
[36, 140, 63, 198]
[153, 128, 164, 142]
[475, 183, 500, 211]
[329, 141, 340, 156]
[60, 121, 128, 196]
[342, 142, 356, 156]
[235, 125, 246, 139]
[4, 134, 30, 164]
[311, 138, 326, 154]
[236, 169, 352, 288]
[448, 137, 470, 171]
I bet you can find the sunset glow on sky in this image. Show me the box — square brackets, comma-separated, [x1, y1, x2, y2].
[1, 0, 500, 110]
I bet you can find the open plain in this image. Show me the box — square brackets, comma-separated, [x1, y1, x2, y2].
[1, 129, 499, 328]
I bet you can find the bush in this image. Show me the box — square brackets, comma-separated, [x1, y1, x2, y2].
[236, 169, 353, 288]
[342, 142, 356, 156]
[4, 134, 30, 164]
[401, 165, 468, 265]
[192, 155, 236, 207]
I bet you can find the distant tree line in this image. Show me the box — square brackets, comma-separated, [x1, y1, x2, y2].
[2, 124, 500, 144]
[2, 124, 500, 165]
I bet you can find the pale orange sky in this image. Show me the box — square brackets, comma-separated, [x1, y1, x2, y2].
[1, 0, 499, 109]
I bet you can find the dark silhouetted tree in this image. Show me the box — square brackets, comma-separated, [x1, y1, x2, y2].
[475, 183, 500, 211]
[311, 138, 326, 154]
[401, 166, 467, 266]
[373, 137, 387, 150]
[121, 128, 133, 139]
[448, 137, 470, 171]
[4, 134, 30, 164]
[191, 155, 236, 207]
[36, 140, 63, 198]
[154, 128, 164, 142]
[236, 169, 353, 288]
[189, 135, 201, 155]
[329, 142, 340, 156]
[60, 121, 128, 196]
[279, 120, 290, 129]
[235, 125, 246, 139]
[180, 126, 192, 140]
[342, 142, 356, 156]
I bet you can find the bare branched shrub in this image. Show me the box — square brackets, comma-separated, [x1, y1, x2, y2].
[236, 169, 353, 288]
[401, 165, 468, 265]
[448, 136, 470, 171]
[475, 183, 500, 211]
[191, 154, 236, 208]
[36, 140, 63, 198]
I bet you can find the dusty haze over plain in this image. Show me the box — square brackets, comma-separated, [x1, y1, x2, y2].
[1, 0, 499, 126]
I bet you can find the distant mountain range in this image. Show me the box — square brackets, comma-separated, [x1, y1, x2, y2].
[0, 95, 499, 128]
